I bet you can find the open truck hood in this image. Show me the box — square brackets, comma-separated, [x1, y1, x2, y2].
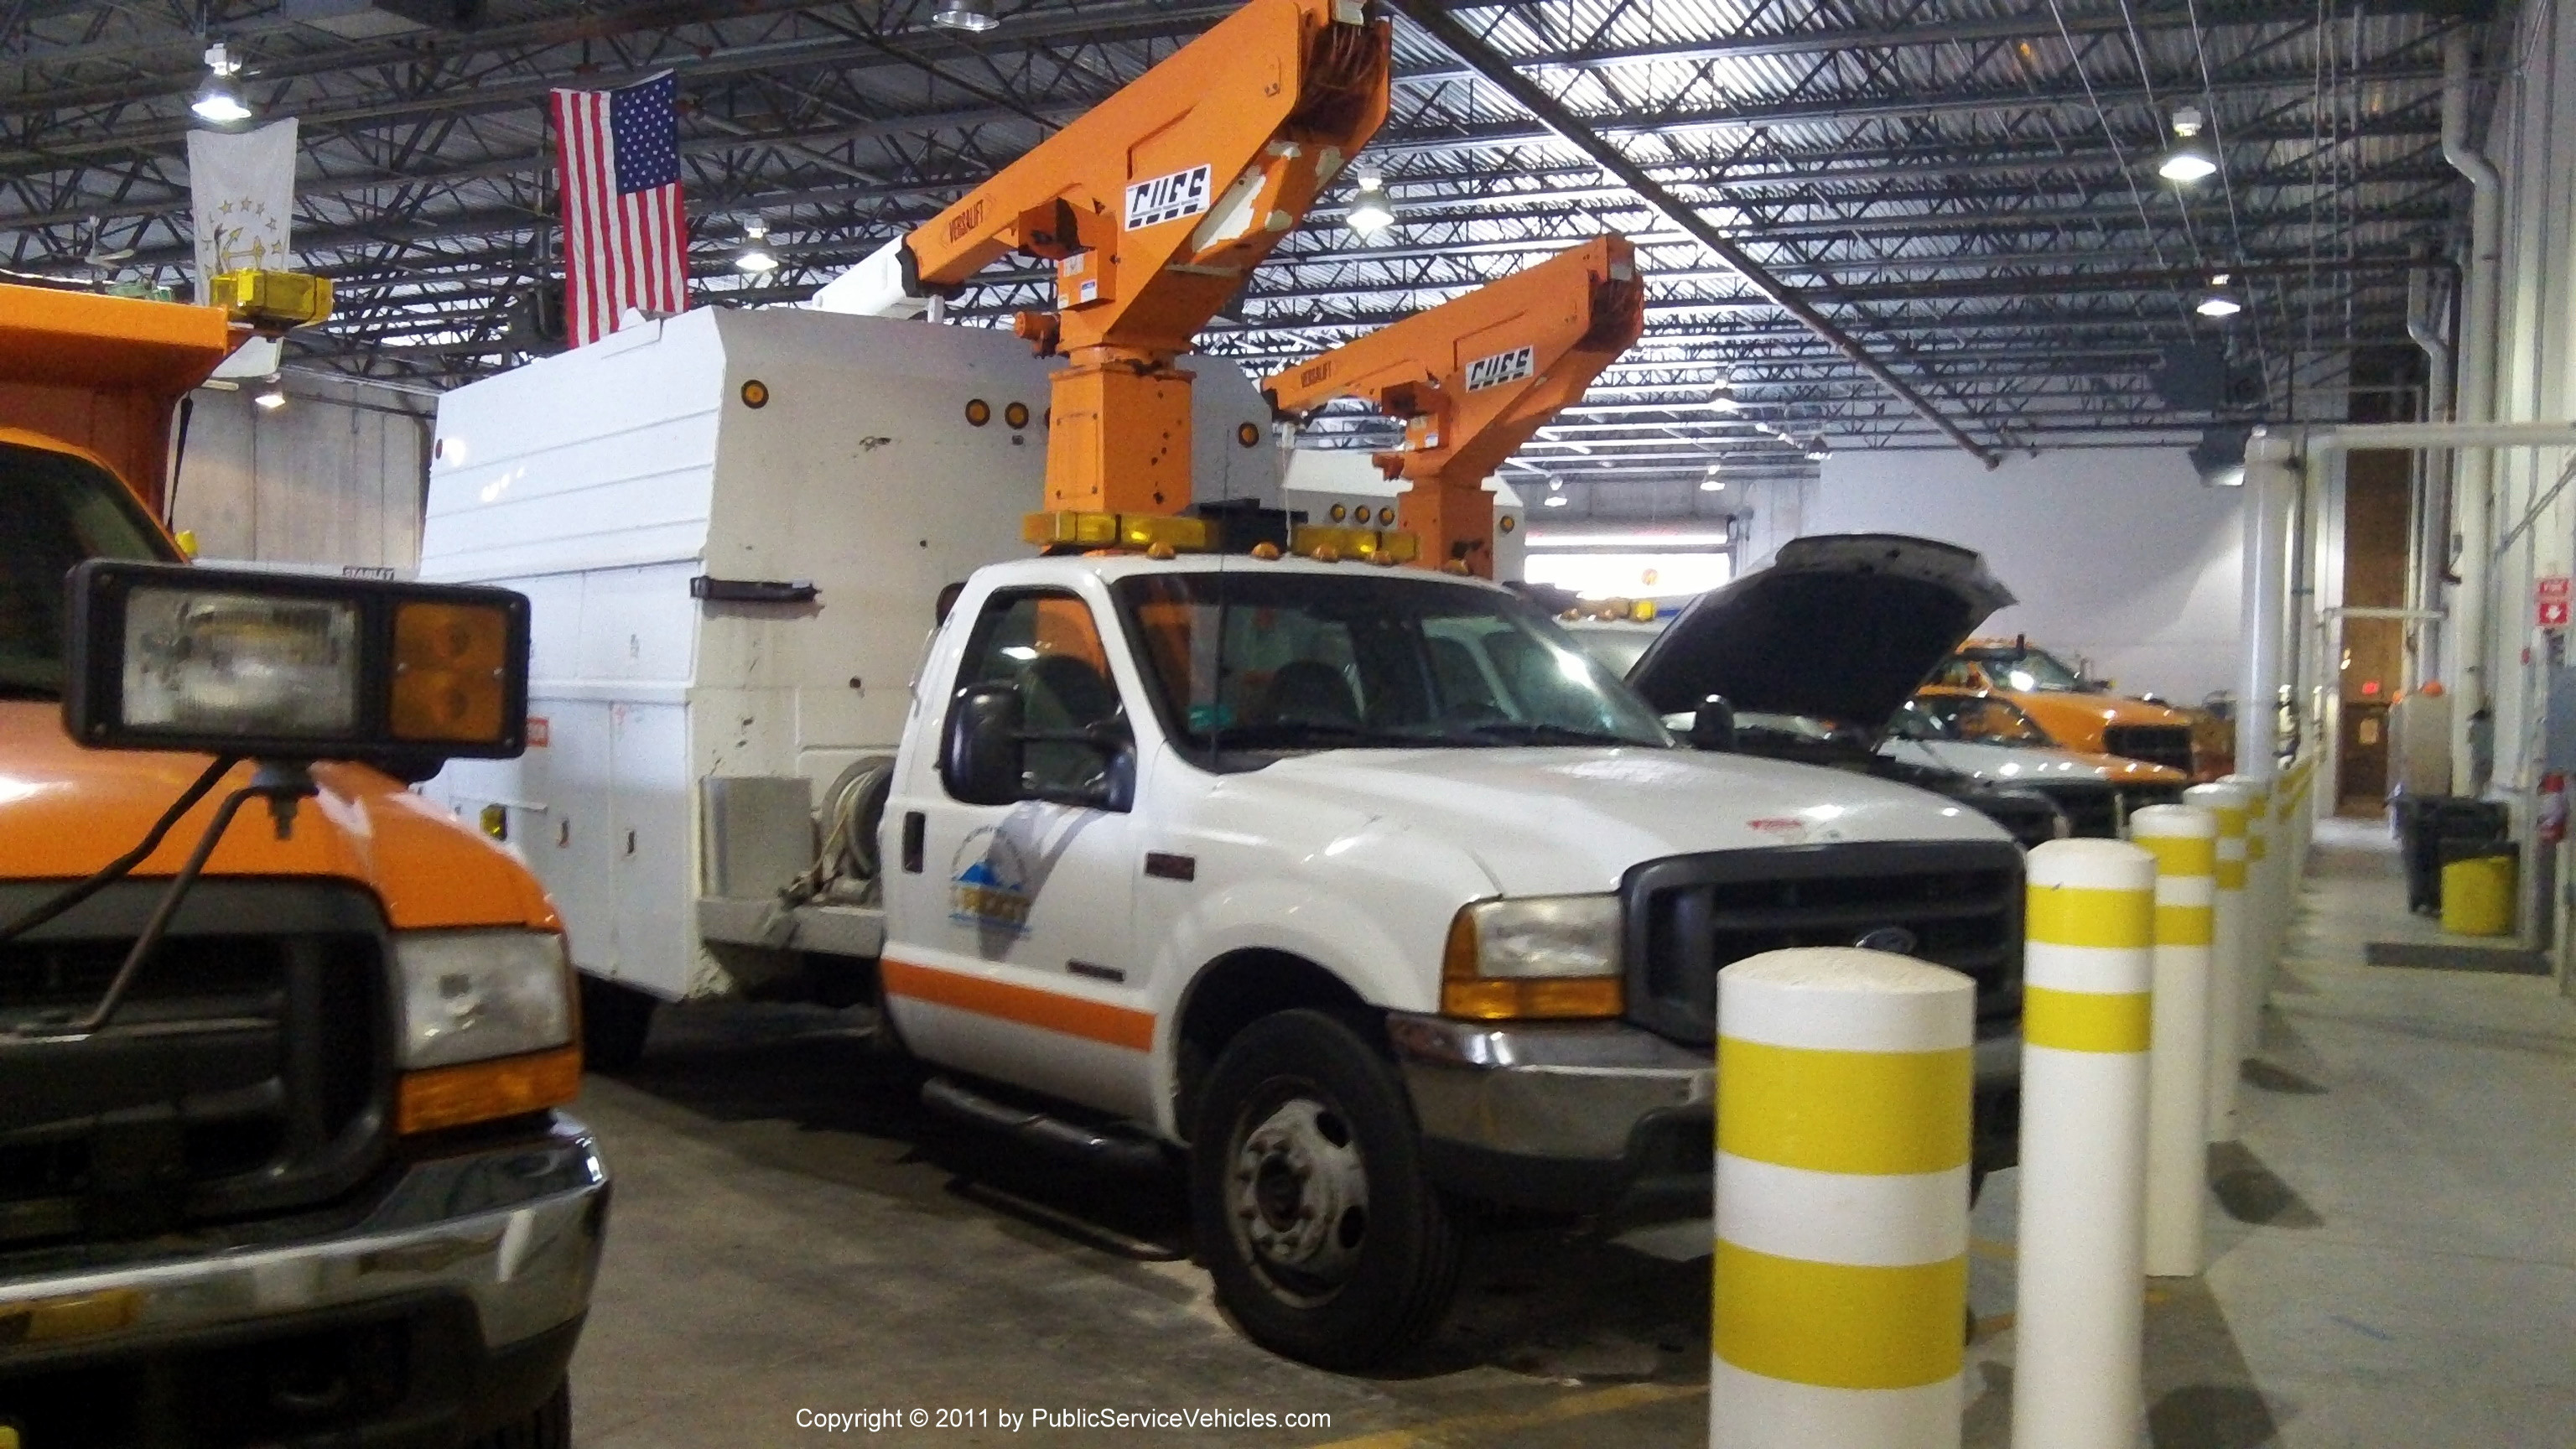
[1628, 534, 2015, 735]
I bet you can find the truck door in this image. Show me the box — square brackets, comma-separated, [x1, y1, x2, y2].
[882, 587, 1151, 1119]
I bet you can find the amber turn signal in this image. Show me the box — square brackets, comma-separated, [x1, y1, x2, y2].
[397, 1044, 583, 1135]
[392, 601, 512, 743]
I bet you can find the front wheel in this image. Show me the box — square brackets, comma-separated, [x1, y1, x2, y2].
[1188, 1010, 1462, 1369]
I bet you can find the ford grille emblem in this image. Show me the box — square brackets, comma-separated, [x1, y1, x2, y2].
[1853, 925, 1920, 956]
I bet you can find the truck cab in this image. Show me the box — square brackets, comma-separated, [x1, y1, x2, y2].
[1, 282, 604, 1448]
[891, 550, 2023, 1367]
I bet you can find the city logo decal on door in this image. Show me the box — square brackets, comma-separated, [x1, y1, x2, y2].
[950, 825, 1036, 937]
[1465, 345, 1535, 392]
[1124, 164, 1213, 231]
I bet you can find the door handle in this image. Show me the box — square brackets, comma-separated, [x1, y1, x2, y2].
[902, 811, 926, 874]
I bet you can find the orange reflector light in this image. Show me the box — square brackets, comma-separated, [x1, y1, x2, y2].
[392, 600, 510, 743]
[397, 1044, 582, 1135]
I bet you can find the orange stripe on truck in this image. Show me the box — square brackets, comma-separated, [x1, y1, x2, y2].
[882, 958, 1155, 1052]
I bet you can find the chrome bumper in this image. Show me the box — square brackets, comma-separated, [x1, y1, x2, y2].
[0, 1115, 607, 1361]
[1387, 1014, 1711, 1161]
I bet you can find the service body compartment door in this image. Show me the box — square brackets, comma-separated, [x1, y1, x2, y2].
[883, 587, 1151, 1119]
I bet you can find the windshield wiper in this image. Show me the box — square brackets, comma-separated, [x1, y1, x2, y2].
[1452, 721, 1647, 746]
[1211, 722, 1430, 750]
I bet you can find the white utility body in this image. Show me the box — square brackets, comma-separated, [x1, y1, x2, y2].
[420, 310, 2027, 1371]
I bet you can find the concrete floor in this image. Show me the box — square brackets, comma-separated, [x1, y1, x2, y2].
[563, 817, 2576, 1446]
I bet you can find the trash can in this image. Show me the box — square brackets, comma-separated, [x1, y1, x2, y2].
[2440, 846, 2516, 936]
[2401, 797, 2511, 914]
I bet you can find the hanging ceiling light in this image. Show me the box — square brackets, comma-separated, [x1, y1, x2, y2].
[192, 43, 252, 125]
[2158, 106, 2219, 184]
[1345, 172, 1395, 238]
[1804, 435, 1833, 462]
[736, 217, 779, 274]
[1700, 464, 1726, 492]
[1708, 369, 1741, 413]
[254, 375, 286, 410]
[2195, 273, 2244, 318]
[1543, 479, 1569, 507]
[932, 0, 1000, 32]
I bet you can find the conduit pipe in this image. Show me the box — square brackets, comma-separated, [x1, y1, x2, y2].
[2407, 268, 2454, 684]
[2443, 30, 2502, 792]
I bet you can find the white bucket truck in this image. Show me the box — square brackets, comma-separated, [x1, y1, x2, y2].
[422, 309, 2025, 1368]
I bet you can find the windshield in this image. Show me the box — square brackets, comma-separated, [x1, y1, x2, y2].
[1961, 646, 2086, 693]
[1114, 570, 1672, 760]
[1893, 693, 2055, 748]
[1559, 623, 1661, 681]
[0, 441, 169, 699]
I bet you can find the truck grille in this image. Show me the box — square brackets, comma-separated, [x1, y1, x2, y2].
[2101, 724, 2194, 774]
[0, 882, 389, 1249]
[2030, 782, 2122, 839]
[1623, 841, 2024, 1046]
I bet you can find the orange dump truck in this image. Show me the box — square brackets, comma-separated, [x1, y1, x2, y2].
[1, 279, 603, 1446]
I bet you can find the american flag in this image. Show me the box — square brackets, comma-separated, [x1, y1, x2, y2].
[550, 72, 688, 347]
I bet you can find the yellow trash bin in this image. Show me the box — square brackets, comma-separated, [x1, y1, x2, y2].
[2441, 852, 2516, 936]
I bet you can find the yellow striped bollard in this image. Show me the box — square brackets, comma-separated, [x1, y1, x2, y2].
[2224, 771, 2277, 1056]
[1712, 948, 1974, 1449]
[2185, 782, 2251, 1143]
[2013, 839, 2155, 1449]
[2132, 804, 2218, 1276]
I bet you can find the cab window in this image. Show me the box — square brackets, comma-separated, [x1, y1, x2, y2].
[0, 441, 169, 699]
[956, 590, 1127, 801]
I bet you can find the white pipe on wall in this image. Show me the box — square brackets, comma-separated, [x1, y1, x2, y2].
[2444, 29, 2504, 792]
[2239, 432, 2297, 773]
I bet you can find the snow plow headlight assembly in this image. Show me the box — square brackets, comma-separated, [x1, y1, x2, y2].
[1441, 895, 1624, 1020]
[64, 560, 531, 762]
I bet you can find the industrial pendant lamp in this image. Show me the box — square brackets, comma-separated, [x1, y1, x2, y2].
[1700, 464, 1726, 492]
[1543, 479, 1569, 507]
[2159, 106, 2218, 183]
[1346, 173, 1395, 238]
[933, 0, 1000, 34]
[192, 43, 252, 125]
[254, 375, 287, 410]
[2195, 273, 2244, 318]
[1708, 368, 1741, 413]
[736, 217, 780, 274]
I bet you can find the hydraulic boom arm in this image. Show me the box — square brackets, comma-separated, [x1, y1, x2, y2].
[819, 0, 1390, 529]
[1262, 235, 1644, 576]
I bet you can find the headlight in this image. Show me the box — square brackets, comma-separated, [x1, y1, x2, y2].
[122, 588, 360, 736]
[1441, 895, 1624, 1020]
[395, 929, 573, 1069]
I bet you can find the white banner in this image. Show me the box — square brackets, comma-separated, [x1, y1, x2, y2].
[188, 117, 299, 380]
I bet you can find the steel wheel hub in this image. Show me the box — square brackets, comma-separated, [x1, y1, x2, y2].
[1228, 1096, 1370, 1296]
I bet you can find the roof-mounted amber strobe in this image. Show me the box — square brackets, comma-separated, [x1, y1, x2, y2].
[1023, 510, 1213, 554]
[1289, 523, 1420, 564]
[207, 270, 334, 333]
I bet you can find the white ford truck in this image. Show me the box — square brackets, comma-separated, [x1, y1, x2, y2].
[423, 310, 2024, 1368]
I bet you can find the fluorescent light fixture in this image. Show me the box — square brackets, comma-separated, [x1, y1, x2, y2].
[2159, 105, 2218, 183]
[933, 0, 1000, 31]
[736, 216, 779, 273]
[1541, 493, 1570, 507]
[1524, 532, 1734, 549]
[1346, 173, 1395, 238]
[192, 43, 252, 125]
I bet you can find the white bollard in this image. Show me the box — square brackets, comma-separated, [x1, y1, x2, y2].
[2013, 839, 2156, 1449]
[2186, 782, 2252, 1143]
[2225, 772, 2277, 1058]
[1712, 948, 1975, 1449]
[2132, 804, 2218, 1277]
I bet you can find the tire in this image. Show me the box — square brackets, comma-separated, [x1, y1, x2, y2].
[578, 974, 657, 1072]
[1188, 1010, 1462, 1370]
[462, 1379, 569, 1449]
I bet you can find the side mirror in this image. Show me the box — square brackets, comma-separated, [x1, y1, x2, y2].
[1689, 694, 1737, 752]
[942, 683, 1025, 806]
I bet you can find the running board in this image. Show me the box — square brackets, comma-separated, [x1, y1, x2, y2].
[920, 1076, 1171, 1176]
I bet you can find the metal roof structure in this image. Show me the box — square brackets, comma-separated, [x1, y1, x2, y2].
[1, 0, 2496, 515]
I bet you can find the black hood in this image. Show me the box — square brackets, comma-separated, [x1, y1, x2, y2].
[1628, 533, 2015, 729]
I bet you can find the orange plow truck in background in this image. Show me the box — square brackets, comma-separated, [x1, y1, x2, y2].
[0, 278, 605, 1447]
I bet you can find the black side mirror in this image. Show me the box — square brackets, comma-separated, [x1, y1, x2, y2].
[1690, 694, 1737, 752]
[942, 683, 1026, 805]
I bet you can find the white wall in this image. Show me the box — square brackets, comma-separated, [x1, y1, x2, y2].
[1791, 445, 2246, 706]
[169, 374, 432, 570]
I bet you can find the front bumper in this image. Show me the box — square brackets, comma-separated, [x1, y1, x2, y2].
[0, 1113, 607, 1447]
[1389, 1013, 2022, 1223]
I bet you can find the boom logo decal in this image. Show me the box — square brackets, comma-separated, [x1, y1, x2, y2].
[949, 826, 1035, 937]
[946, 198, 987, 245]
[1465, 345, 1536, 392]
[1124, 164, 1213, 231]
